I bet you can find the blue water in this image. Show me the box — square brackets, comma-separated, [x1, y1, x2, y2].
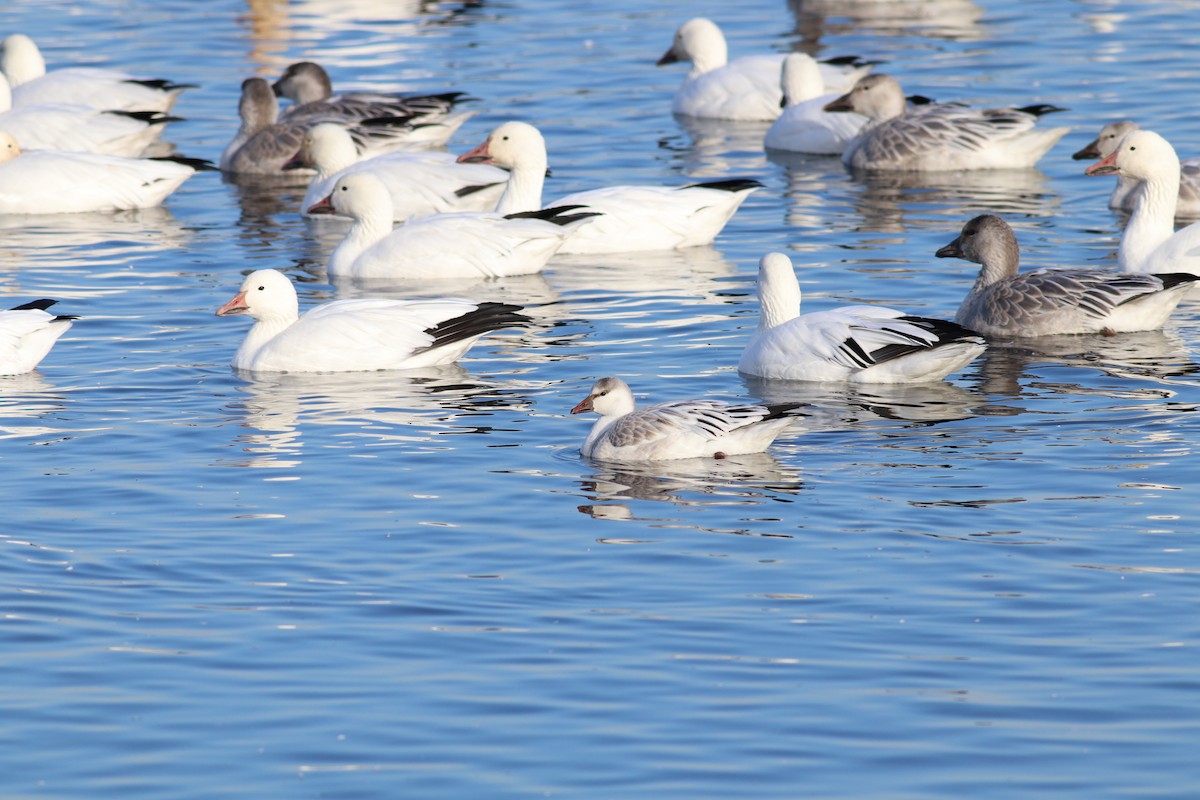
[3, 0, 1200, 797]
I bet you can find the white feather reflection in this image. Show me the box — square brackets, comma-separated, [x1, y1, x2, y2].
[658, 116, 772, 177]
[0, 207, 193, 271]
[576, 450, 804, 524]
[550, 246, 738, 302]
[220, 364, 528, 470]
[787, 0, 986, 41]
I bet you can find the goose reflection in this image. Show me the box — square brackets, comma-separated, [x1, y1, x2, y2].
[0, 206, 192, 269]
[659, 116, 771, 177]
[787, 0, 985, 42]
[0, 372, 73, 441]
[742, 374, 981, 429]
[576, 450, 804, 522]
[221, 364, 527, 469]
[550, 246, 737, 302]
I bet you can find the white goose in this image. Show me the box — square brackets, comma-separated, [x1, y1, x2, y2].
[1084, 129, 1200, 276]
[287, 123, 507, 220]
[571, 376, 800, 461]
[657, 18, 872, 121]
[1072, 121, 1200, 217]
[0, 299, 76, 374]
[215, 269, 528, 373]
[220, 78, 448, 176]
[0, 34, 193, 112]
[308, 172, 597, 280]
[0, 73, 175, 156]
[738, 252, 986, 383]
[764, 53, 868, 155]
[456, 121, 761, 254]
[936, 214, 1198, 337]
[0, 131, 206, 214]
[824, 73, 1070, 171]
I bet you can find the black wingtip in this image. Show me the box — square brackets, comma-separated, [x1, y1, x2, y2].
[418, 302, 531, 353]
[123, 78, 199, 92]
[1016, 104, 1069, 117]
[680, 178, 764, 193]
[504, 205, 602, 226]
[149, 155, 219, 172]
[105, 110, 185, 125]
[8, 299, 57, 312]
[1151, 272, 1200, 290]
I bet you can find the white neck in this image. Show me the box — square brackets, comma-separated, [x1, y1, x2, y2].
[313, 139, 357, 182]
[329, 208, 393, 274]
[583, 415, 617, 454]
[1120, 165, 1180, 271]
[2, 40, 45, 87]
[757, 272, 802, 331]
[233, 315, 295, 370]
[495, 150, 547, 215]
[0, 74, 10, 112]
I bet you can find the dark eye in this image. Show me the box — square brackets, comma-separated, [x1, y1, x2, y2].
[257, 285, 265, 291]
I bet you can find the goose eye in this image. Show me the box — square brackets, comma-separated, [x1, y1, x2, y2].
[257, 285, 265, 291]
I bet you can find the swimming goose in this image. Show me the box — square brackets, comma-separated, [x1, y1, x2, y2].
[738, 252, 986, 383]
[936, 214, 1198, 337]
[0, 34, 193, 112]
[220, 78, 449, 175]
[571, 376, 800, 461]
[656, 17, 873, 121]
[307, 172, 598, 280]
[1072, 121, 1200, 217]
[0, 131, 207, 213]
[456, 120, 761, 254]
[0, 73, 176, 156]
[764, 53, 868, 154]
[287, 123, 507, 220]
[215, 269, 528, 373]
[1084, 129, 1200, 276]
[0, 299, 76, 374]
[824, 73, 1069, 171]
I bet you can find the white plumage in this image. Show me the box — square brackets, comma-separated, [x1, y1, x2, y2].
[0, 299, 75, 374]
[764, 53, 868, 155]
[1072, 120, 1200, 218]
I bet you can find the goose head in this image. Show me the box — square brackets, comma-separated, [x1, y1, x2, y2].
[238, 77, 279, 133]
[273, 61, 331, 105]
[571, 377, 637, 417]
[824, 73, 906, 121]
[755, 252, 803, 329]
[215, 269, 299, 322]
[657, 18, 727, 73]
[1084, 128, 1181, 182]
[780, 52, 824, 106]
[1072, 119, 1138, 161]
[307, 172, 394, 221]
[284, 122, 356, 172]
[457, 120, 546, 171]
[936, 214, 1020, 279]
[0, 130, 21, 165]
[0, 34, 45, 86]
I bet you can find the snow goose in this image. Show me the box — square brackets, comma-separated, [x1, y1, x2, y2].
[936, 214, 1198, 337]
[286, 123, 507, 220]
[215, 269, 528, 373]
[656, 18, 873, 121]
[738, 252, 986, 383]
[571, 376, 801, 461]
[0, 130, 208, 213]
[824, 73, 1070, 171]
[1084, 129, 1200, 276]
[307, 172, 598, 280]
[764, 53, 868, 155]
[0, 34, 193, 112]
[220, 78, 446, 176]
[0, 299, 75, 374]
[1072, 121, 1200, 217]
[456, 120, 761, 254]
[0, 73, 176, 156]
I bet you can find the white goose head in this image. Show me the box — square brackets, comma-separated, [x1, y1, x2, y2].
[780, 52, 825, 106]
[0, 34, 45, 87]
[755, 252, 803, 330]
[824, 73, 906, 122]
[307, 171, 395, 223]
[457, 120, 546, 171]
[1084, 128, 1181, 183]
[0, 130, 21, 165]
[286, 122, 357, 173]
[215, 269, 300, 323]
[657, 18, 727, 74]
[571, 377, 637, 418]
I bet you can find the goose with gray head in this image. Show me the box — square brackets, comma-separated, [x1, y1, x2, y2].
[738, 252, 986, 383]
[824, 73, 1069, 171]
[656, 17, 872, 121]
[1084, 129, 1200, 276]
[287, 123, 507, 220]
[0, 299, 76, 374]
[457, 120, 761, 254]
[571, 376, 801, 462]
[936, 214, 1198, 337]
[214, 269, 528, 373]
[0, 33, 193, 112]
[307, 172, 598, 280]
[1072, 120, 1200, 217]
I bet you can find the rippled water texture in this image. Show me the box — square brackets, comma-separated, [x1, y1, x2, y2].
[2, 0, 1200, 797]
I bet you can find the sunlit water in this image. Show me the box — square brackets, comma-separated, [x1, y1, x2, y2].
[2, 0, 1200, 797]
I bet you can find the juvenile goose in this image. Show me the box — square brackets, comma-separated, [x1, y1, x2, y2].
[287, 123, 507, 220]
[738, 252, 986, 383]
[0, 33, 193, 112]
[215, 269, 528, 373]
[1072, 120, 1200, 217]
[1084, 129, 1200, 276]
[0, 131, 207, 213]
[457, 121, 761, 254]
[656, 17, 872, 121]
[0, 299, 76, 374]
[571, 376, 800, 461]
[272, 61, 468, 122]
[936, 214, 1198, 337]
[764, 53, 868, 154]
[824, 73, 1069, 171]
[220, 78, 448, 175]
[307, 172, 598, 280]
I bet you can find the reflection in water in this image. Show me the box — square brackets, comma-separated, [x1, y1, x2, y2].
[576, 450, 804, 524]
[659, 116, 772, 178]
[0, 206, 193, 272]
[220, 364, 528, 469]
[742, 374, 981, 429]
[845, 168, 1060, 233]
[0, 372, 76, 441]
[787, 0, 986, 42]
[550, 246, 738, 302]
